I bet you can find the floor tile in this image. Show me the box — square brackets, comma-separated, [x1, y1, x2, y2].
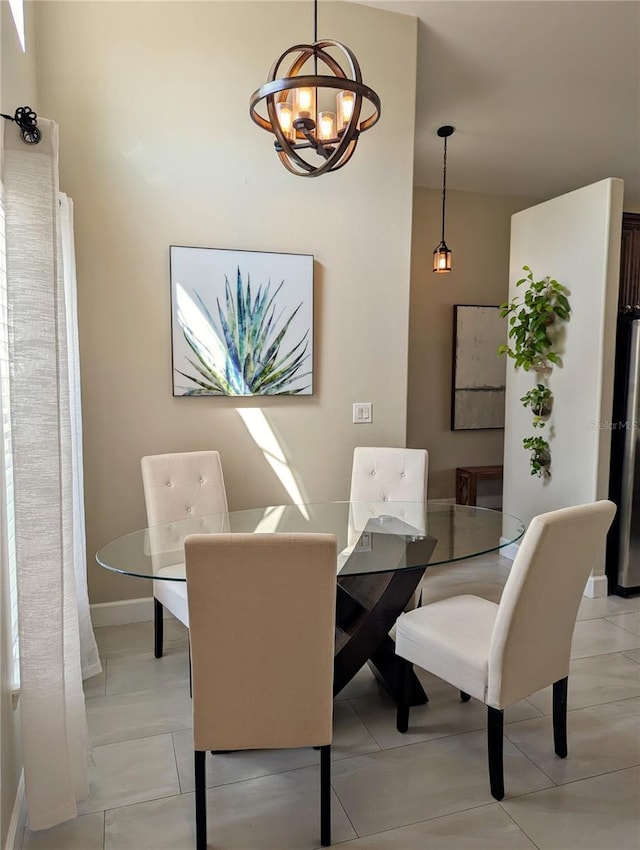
[525, 652, 640, 714]
[335, 663, 385, 701]
[172, 730, 318, 793]
[339, 803, 536, 849]
[577, 593, 640, 621]
[105, 647, 189, 696]
[106, 768, 356, 849]
[501, 766, 640, 850]
[605, 611, 640, 636]
[349, 670, 541, 751]
[66, 559, 640, 849]
[504, 698, 640, 784]
[105, 793, 194, 850]
[78, 734, 180, 814]
[172, 700, 380, 792]
[94, 617, 187, 658]
[623, 648, 640, 665]
[203, 765, 356, 848]
[331, 698, 383, 759]
[86, 683, 192, 745]
[331, 729, 552, 836]
[570, 618, 640, 659]
[424, 556, 511, 587]
[21, 812, 104, 850]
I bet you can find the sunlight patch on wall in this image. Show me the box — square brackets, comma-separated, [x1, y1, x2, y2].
[236, 408, 309, 520]
[9, 0, 25, 52]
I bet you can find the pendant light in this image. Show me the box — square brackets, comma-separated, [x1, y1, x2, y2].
[249, 0, 381, 177]
[433, 125, 455, 273]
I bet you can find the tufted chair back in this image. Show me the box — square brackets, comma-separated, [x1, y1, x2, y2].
[487, 500, 616, 709]
[141, 451, 229, 651]
[141, 451, 228, 526]
[350, 447, 429, 504]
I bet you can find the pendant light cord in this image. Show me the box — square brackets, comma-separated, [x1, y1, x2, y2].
[313, 0, 318, 74]
[441, 135, 448, 244]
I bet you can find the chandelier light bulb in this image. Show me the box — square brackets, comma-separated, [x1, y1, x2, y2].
[275, 101, 295, 141]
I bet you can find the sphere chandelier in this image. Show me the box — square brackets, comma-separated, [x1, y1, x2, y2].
[249, 1, 381, 178]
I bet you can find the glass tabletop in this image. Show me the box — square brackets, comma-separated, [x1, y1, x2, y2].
[96, 501, 525, 581]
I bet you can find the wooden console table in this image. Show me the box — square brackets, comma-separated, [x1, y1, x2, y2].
[455, 465, 503, 506]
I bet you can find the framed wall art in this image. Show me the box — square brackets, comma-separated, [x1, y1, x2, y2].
[170, 246, 313, 396]
[451, 304, 507, 430]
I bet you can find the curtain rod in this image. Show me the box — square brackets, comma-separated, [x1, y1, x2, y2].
[0, 106, 41, 144]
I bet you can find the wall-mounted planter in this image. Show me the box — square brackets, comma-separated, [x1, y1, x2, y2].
[523, 436, 551, 478]
[500, 266, 571, 478]
[498, 266, 571, 372]
[520, 384, 553, 429]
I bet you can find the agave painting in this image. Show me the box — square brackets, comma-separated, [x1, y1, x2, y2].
[170, 247, 313, 396]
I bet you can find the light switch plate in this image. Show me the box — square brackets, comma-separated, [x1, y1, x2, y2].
[353, 402, 373, 424]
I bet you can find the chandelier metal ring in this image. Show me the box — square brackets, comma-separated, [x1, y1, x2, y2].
[249, 39, 381, 178]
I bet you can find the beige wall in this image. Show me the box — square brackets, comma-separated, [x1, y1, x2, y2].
[407, 186, 533, 499]
[35, 1, 418, 603]
[0, 0, 38, 841]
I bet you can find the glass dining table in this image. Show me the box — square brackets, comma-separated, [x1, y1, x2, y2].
[96, 500, 525, 706]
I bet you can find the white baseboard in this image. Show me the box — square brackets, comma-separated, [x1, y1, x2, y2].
[584, 574, 609, 599]
[4, 771, 25, 850]
[90, 597, 159, 628]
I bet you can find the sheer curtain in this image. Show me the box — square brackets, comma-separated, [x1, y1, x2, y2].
[2, 117, 100, 829]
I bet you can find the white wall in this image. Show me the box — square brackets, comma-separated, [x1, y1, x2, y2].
[35, 1, 418, 604]
[503, 179, 624, 578]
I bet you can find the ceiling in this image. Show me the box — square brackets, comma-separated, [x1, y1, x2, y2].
[358, 1, 640, 204]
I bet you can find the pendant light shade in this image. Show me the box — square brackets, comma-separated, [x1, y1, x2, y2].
[249, 0, 381, 177]
[433, 241, 452, 273]
[433, 125, 455, 274]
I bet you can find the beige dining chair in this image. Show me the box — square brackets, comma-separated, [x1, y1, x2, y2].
[185, 532, 337, 850]
[141, 450, 228, 657]
[394, 500, 616, 800]
[345, 446, 429, 598]
[350, 446, 429, 504]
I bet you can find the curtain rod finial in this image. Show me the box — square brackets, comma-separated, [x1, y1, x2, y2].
[0, 106, 41, 144]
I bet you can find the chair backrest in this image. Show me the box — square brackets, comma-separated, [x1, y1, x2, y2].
[487, 500, 616, 708]
[350, 447, 429, 503]
[141, 450, 228, 526]
[185, 533, 337, 752]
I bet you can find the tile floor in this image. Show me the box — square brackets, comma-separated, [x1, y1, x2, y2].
[21, 553, 640, 849]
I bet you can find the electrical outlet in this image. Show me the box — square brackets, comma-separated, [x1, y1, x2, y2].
[353, 402, 373, 424]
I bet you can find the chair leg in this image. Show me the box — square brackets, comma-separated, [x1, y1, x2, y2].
[320, 744, 331, 847]
[154, 598, 164, 658]
[194, 750, 207, 850]
[460, 691, 471, 702]
[396, 657, 413, 733]
[553, 676, 568, 758]
[487, 706, 504, 801]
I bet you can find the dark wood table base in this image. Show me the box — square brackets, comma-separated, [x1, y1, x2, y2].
[335, 562, 430, 707]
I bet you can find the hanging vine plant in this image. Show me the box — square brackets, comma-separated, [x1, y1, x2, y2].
[498, 266, 571, 480]
[498, 266, 571, 371]
[523, 436, 551, 478]
[520, 384, 553, 429]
